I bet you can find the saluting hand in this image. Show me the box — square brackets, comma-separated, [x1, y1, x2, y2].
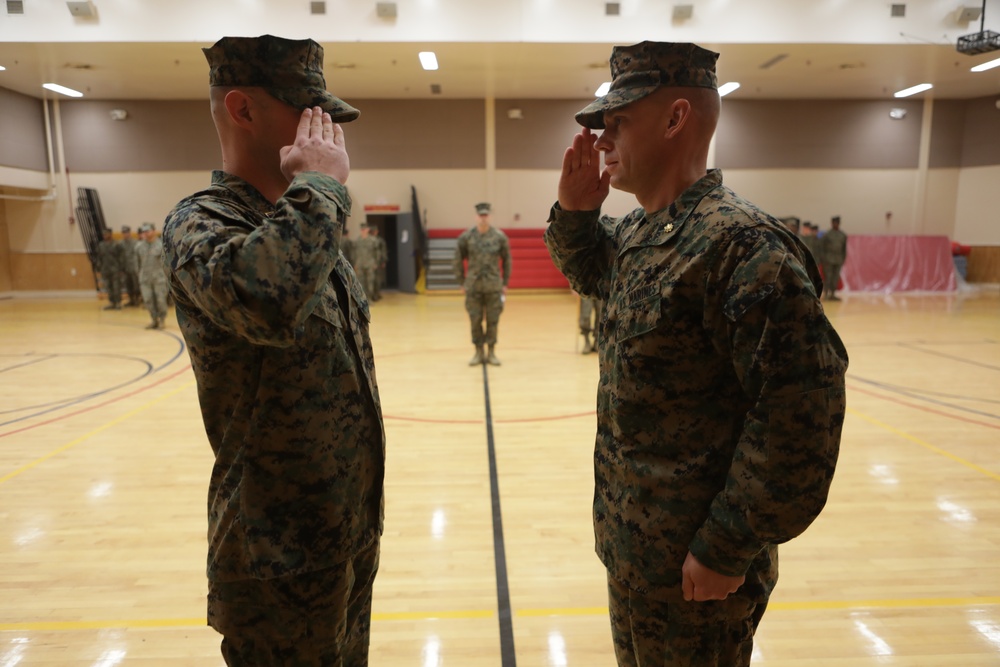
[280, 107, 350, 185]
[557, 127, 610, 212]
[681, 551, 746, 602]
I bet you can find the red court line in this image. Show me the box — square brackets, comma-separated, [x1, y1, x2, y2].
[0, 365, 192, 439]
[847, 383, 1000, 431]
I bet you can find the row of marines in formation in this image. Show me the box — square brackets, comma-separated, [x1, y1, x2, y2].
[94, 223, 169, 329]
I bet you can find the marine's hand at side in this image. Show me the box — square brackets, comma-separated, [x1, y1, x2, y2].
[557, 127, 610, 212]
[280, 107, 351, 185]
[681, 551, 746, 602]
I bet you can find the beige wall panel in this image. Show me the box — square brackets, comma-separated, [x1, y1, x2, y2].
[0, 166, 52, 191]
[5, 179, 78, 253]
[922, 168, 960, 238]
[341, 169, 489, 231]
[9, 252, 96, 291]
[492, 169, 638, 229]
[954, 165, 1000, 245]
[721, 169, 923, 234]
[0, 204, 11, 292]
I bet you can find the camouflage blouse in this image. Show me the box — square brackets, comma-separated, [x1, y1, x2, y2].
[545, 169, 847, 603]
[163, 170, 384, 582]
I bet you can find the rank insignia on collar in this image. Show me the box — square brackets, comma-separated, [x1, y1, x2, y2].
[665, 223, 674, 233]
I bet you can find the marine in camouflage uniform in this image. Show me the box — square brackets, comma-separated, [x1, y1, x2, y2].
[453, 202, 512, 366]
[579, 295, 603, 354]
[352, 226, 380, 300]
[545, 41, 848, 667]
[162, 34, 384, 666]
[372, 226, 388, 300]
[120, 225, 142, 307]
[96, 228, 125, 310]
[135, 223, 169, 329]
[820, 216, 848, 301]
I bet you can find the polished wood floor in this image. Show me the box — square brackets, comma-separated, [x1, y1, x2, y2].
[1, 288, 999, 666]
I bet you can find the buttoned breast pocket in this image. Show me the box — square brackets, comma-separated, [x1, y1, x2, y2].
[616, 290, 662, 344]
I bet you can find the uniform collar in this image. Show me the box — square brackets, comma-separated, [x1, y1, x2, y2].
[620, 169, 723, 253]
[211, 170, 276, 217]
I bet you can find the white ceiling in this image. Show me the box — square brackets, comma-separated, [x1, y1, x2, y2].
[1, 40, 999, 102]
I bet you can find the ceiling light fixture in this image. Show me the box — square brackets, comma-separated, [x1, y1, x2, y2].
[418, 51, 438, 71]
[0, 65, 6, 71]
[42, 83, 83, 97]
[718, 81, 741, 97]
[894, 83, 932, 97]
[971, 56, 1000, 72]
[595, 82, 611, 96]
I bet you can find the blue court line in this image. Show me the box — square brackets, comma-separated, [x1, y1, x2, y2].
[848, 374, 1000, 421]
[898, 342, 1000, 372]
[0, 354, 57, 374]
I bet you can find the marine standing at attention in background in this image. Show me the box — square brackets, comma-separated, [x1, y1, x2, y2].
[135, 222, 168, 329]
[454, 202, 512, 366]
[120, 225, 142, 307]
[161, 34, 384, 666]
[545, 40, 848, 666]
[97, 228, 125, 310]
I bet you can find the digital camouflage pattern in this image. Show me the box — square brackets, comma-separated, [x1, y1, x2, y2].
[544, 168, 847, 602]
[136, 232, 168, 325]
[120, 231, 142, 304]
[575, 41, 719, 130]
[454, 226, 512, 346]
[820, 227, 848, 296]
[161, 170, 384, 586]
[352, 234, 380, 298]
[96, 235, 125, 306]
[607, 574, 762, 666]
[203, 35, 360, 122]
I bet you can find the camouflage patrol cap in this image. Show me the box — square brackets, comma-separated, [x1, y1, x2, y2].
[203, 35, 360, 123]
[121, 225, 131, 233]
[575, 41, 719, 130]
[475, 202, 491, 215]
[138, 222, 154, 233]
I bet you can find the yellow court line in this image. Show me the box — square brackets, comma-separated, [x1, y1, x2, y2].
[0, 380, 196, 487]
[6, 598, 997, 632]
[847, 406, 1000, 483]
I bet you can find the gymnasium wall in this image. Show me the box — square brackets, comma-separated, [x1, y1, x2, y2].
[2, 93, 999, 290]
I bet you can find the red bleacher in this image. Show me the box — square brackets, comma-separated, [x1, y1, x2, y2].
[428, 228, 569, 289]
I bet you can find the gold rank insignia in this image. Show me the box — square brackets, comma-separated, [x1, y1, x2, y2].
[665, 223, 674, 233]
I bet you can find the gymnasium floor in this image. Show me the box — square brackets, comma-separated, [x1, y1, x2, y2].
[1, 288, 998, 666]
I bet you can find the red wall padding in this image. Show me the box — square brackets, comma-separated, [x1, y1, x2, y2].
[840, 235, 957, 293]
[430, 228, 569, 289]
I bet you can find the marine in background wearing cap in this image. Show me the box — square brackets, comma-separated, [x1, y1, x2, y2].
[454, 202, 512, 365]
[161, 35, 384, 665]
[135, 222, 168, 329]
[544, 41, 848, 665]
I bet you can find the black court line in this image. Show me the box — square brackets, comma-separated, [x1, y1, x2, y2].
[480, 364, 516, 667]
[898, 343, 1000, 372]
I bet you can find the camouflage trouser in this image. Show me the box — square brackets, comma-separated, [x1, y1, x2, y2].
[579, 298, 603, 335]
[101, 270, 123, 306]
[822, 262, 843, 297]
[607, 574, 765, 667]
[140, 278, 168, 321]
[356, 266, 377, 299]
[208, 540, 379, 667]
[466, 289, 503, 345]
[124, 269, 141, 304]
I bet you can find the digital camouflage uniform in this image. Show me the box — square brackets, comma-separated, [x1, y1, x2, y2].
[96, 233, 125, 308]
[373, 231, 388, 299]
[120, 228, 142, 306]
[352, 234, 380, 300]
[453, 226, 512, 349]
[820, 226, 848, 299]
[163, 169, 384, 666]
[136, 226, 169, 328]
[579, 296, 603, 354]
[545, 168, 848, 666]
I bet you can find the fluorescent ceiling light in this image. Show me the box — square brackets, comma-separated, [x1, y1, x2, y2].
[893, 83, 932, 98]
[718, 81, 741, 97]
[43, 83, 83, 97]
[418, 51, 438, 71]
[971, 56, 1000, 72]
[0, 66, 6, 71]
[595, 81, 611, 97]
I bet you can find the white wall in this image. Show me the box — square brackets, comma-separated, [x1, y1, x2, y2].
[954, 165, 1000, 245]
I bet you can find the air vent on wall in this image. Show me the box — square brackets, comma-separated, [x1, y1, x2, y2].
[605, 2, 620, 16]
[376, 2, 396, 18]
[430, 84, 441, 95]
[6, 0, 24, 14]
[890, 4, 906, 18]
[673, 4, 693, 20]
[310, 1, 325, 14]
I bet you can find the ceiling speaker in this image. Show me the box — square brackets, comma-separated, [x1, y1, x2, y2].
[66, 1, 96, 17]
[376, 2, 396, 18]
[955, 5, 982, 23]
[672, 4, 693, 20]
